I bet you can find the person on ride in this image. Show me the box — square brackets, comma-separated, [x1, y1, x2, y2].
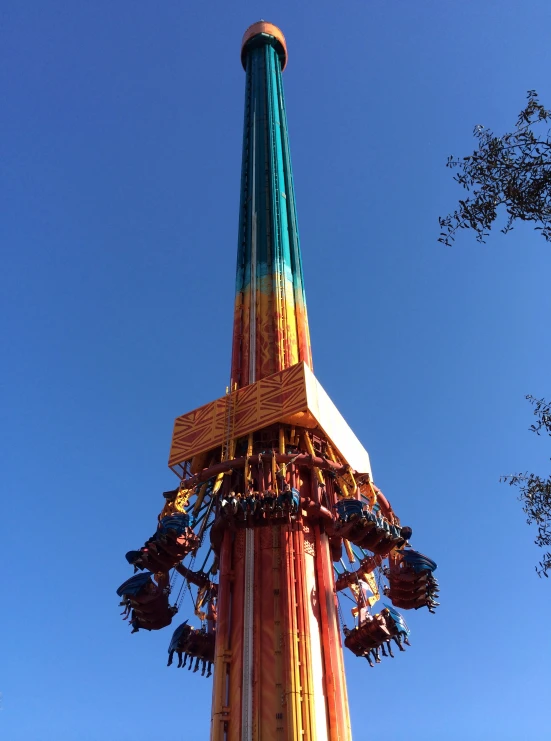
[190, 628, 210, 674]
[207, 599, 217, 635]
[168, 622, 191, 667]
[362, 508, 376, 524]
[365, 651, 375, 667]
[333, 501, 346, 523]
[197, 627, 209, 676]
[236, 492, 246, 516]
[263, 488, 276, 513]
[245, 486, 257, 517]
[222, 491, 237, 518]
[290, 486, 300, 513]
[134, 542, 175, 573]
[278, 484, 297, 513]
[125, 550, 146, 573]
[357, 604, 373, 626]
[181, 628, 198, 670]
[381, 608, 408, 651]
[130, 612, 140, 633]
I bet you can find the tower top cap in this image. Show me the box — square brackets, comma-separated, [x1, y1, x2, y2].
[241, 21, 287, 71]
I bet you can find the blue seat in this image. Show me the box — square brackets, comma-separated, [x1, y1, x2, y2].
[168, 620, 190, 653]
[383, 604, 410, 636]
[116, 572, 153, 597]
[276, 487, 300, 511]
[159, 513, 191, 536]
[400, 549, 437, 573]
[335, 499, 363, 520]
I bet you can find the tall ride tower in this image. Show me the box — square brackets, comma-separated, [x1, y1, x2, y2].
[217, 23, 353, 739]
[117, 21, 439, 741]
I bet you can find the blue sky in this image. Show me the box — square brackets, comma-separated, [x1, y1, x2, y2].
[2, 1, 551, 739]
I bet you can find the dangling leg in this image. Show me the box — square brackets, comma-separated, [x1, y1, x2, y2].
[206, 662, 212, 678]
[193, 656, 200, 673]
[201, 659, 206, 676]
[393, 635, 405, 652]
[372, 648, 381, 664]
[168, 650, 174, 667]
[130, 613, 139, 633]
[365, 653, 374, 667]
[403, 633, 411, 646]
[386, 640, 394, 658]
[381, 643, 388, 657]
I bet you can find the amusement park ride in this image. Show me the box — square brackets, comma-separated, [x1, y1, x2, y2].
[117, 21, 438, 741]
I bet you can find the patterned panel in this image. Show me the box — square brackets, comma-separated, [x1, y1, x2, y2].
[169, 362, 372, 476]
[168, 362, 308, 467]
[302, 523, 316, 557]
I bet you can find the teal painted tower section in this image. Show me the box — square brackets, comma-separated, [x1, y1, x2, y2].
[231, 24, 312, 389]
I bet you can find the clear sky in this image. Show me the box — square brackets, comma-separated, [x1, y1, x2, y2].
[2, 1, 551, 740]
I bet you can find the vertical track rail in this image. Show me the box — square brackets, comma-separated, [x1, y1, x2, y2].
[211, 532, 233, 741]
[241, 528, 255, 741]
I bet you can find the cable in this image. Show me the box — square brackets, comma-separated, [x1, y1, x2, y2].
[336, 593, 347, 630]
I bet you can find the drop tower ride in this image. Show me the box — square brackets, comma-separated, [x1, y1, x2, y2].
[117, 21, 439, 741]
[213, 23, 352, 738]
